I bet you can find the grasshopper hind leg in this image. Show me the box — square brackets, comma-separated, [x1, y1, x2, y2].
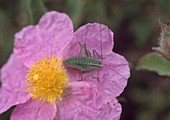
[92, 49, 105, 60]
[91, 49, 104, 83]
[92, 68, 101, 83]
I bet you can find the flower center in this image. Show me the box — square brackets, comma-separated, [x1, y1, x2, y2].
[26, 55, 68, 104]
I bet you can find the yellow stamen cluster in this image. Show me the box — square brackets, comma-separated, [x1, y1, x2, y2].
[26, 55, 68, 104]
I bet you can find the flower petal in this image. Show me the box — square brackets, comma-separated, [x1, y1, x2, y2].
[11, 100, 56, 120]
[99, 52, 130, 99]
[56, 81, 121, 120]
[98, 101, 122, 120]
[14, 11, 73, 68]
[14, 25, 41, 68]
[38, 11, 73, 55]
[0, 54, 30, 113]
[63, 23, 113, 59]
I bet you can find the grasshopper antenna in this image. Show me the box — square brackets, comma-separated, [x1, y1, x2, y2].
[97, 2, 127, 81]
[98, 2, 103, 61]
[104, 64, 128, 80]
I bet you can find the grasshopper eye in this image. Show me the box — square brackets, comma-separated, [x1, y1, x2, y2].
[99, 61, 102, 66]
[63, 60, 66, 64]
[63, 59, 69, 65]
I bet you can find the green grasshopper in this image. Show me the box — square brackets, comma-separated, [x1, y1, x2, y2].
[63, 42, 103, 80]
[63, 23, 127, 81]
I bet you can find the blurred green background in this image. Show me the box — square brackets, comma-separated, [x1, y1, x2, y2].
[1, 0, 170, 120]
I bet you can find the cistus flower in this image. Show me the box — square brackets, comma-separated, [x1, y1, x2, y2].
[0, 11, 130, 120]
[153, 19, 170, 60]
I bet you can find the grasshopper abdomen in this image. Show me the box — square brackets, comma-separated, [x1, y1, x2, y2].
[63, 56, 102, 72]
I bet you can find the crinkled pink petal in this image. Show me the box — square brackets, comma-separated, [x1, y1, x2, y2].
[0, 54, 30, 113]
[74, 23, 114, 55]
[38, 11, 73, 56]
[14, 11, 73, 68]
[98, 101, 122, 120]
[63, 23, 113, 59]
[11, 99, 56, 120]
[14, 25, 43, 68]
[56, 81, 122, 120]
[99, 52, 130, 99]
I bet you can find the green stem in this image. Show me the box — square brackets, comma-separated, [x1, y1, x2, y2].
[27, 0, 34, 24]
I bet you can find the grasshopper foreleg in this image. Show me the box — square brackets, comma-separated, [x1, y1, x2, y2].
[80, 70, 83, 81]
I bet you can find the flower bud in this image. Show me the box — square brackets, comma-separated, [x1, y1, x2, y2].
[153, 19, 170, 61]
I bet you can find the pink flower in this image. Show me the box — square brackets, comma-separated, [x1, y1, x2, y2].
[0, 11, 130, 120]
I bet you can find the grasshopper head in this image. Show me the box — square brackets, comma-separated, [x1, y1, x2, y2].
[98, 60, 103, 67]
[63, 58, 74, 67]
[63, 59, 69, 65]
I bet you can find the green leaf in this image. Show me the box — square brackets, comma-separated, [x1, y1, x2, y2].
[137, 52, 170, 76]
